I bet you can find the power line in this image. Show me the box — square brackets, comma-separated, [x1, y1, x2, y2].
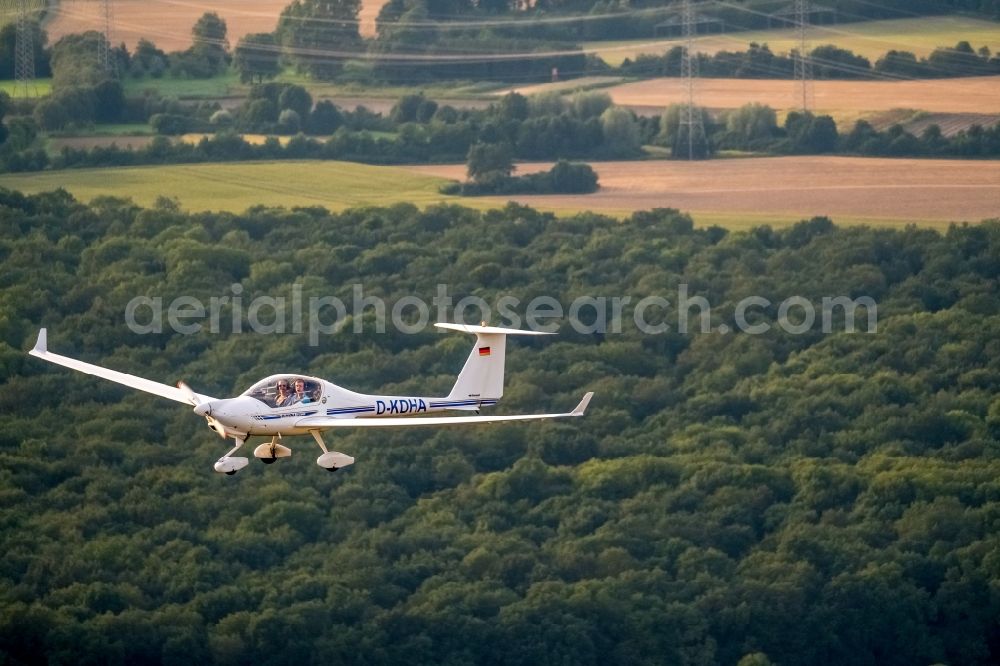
[41, 1, 999, 88]
[793, 0, 814, 111]
[44, 1, 996, 79]
[678, 0, 708, 160]
[98, 0, 118, 78]
[14, 0, 36, 97]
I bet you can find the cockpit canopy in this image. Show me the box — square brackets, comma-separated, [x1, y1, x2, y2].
[243, 375, 322, 408]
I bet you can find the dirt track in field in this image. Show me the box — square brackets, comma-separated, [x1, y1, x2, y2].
[403, 156, 1000, 223]
[46, 0, 389, 51]
[593, 76, 1000, 117]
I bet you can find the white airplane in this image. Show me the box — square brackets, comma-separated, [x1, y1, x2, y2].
[29, 324, 593, 475]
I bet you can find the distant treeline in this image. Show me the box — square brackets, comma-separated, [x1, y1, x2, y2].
[5, 5, 1000, 92]
[376, 0, 1000, 42]
[1, 89, 644, 173]
[441, 158, 600, 196]
[0, 9, 588, 88]
[2, 87, 999, 173]
[19, 39, 999, 143]
[619, 41, 1000, 80]
[0, 18, 228, 84]
[701, 105, 1000, 159]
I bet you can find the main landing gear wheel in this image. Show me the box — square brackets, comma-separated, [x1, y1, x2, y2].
[215, 457, 249, 475]
[311, 430, 356, 472]
[253, 439, 292, 465]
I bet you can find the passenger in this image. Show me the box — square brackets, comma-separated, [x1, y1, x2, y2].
[292, 378, 313, 404]
[274, 379, 295, 407]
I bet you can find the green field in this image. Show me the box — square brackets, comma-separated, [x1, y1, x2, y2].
[50, 123, 154, 137]
[588, 16, 1000, 66]
[0, 78, 53, 98]
[0, 161, 460, 212]
[123, 72, 245, 99]
[122, 69, 492, 101]
[276, 71, 499, 99]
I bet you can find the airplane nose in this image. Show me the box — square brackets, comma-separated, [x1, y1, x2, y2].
[193, 402, 212, 417]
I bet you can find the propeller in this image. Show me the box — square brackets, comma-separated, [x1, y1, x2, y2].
[177, 381, 201, 406]
[178, 381, 227, 439]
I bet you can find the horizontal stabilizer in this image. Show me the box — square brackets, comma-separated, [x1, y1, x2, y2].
[295, 392, 594, 429]
[435, 323, 554, 336]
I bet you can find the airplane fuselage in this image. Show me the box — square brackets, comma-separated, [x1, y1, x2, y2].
[201, 374, 497, 438]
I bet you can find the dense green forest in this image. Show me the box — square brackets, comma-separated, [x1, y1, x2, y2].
[1, 189, 998, 664]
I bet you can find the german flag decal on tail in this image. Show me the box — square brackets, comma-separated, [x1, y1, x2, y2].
[478, 346, 491, 356]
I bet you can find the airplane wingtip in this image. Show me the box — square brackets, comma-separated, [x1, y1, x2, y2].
[30, 328, 47, 355]
[572, 391, 594, 416]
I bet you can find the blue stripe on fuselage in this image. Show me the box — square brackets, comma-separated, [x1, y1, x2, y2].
[253, 410, 318, 421]
[319, 399, 498, 418]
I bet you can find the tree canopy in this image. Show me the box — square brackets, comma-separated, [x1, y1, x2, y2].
[278, 0, 362, 81]
[234, 33, 281, 85]
[0, 191, 998, 664]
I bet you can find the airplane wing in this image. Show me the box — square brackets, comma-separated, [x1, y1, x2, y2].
[296, 392, 593, 428]
[28, 328, 215, 405]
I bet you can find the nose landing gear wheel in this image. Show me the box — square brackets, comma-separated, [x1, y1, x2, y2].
[214, 440, 250, 475]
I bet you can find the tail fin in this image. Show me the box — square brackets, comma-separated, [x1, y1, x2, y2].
[436, 323, 553, 401]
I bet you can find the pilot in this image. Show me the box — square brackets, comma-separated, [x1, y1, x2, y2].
[292, 378, 313, 404]
[274, 379, 295, 407]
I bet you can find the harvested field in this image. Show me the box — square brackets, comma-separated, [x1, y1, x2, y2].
[359, 0, 389, 38]
[45, 0, 389, 50]
[403, 157, 1000, 227]
[3, 158, 995, 229]
[594, 76, 1000, 120]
